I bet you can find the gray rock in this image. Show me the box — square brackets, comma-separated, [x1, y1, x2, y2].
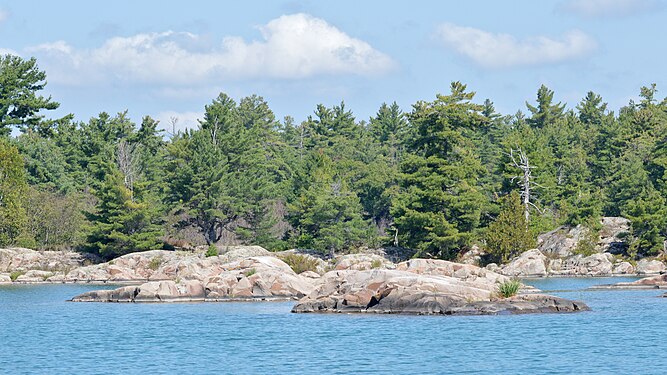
[334, 253, 395, 271]
[538, 226, 588, 258]
[635, 259, 666, 275]
[499, 249, 547, 277]
[592, 274, 667, 290]
[291, 268, 588, 315]
[550, 253, 614, 276]
[70, 256, 317, 302]
[612, 261, 635, 275]
[0, 247, 98, 273]
[599, 217, 630, 254]
[0, 273, 11, 283]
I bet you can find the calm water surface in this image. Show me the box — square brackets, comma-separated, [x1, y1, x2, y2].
[1, 278, 666, 374]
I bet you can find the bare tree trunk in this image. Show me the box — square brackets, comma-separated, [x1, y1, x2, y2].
[116, 140, 140, 200]
[509, 148, 536, 223]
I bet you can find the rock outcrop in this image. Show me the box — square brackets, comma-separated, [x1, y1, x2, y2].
[0, 248, 98, 273]
[72, 280, 206, 302]
[497, 249, 548, 277]
[71, 256, 317, 302]
[334, 253, 395, 271]
[292, 268, 588, 315]
[635, 259, 666, 275]
[495, 249, 642, 277]
[591, 274, 667, 290]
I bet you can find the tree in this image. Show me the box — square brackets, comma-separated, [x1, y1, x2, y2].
[288, 153, 369, 255]
[526, 85, 565, 129]
[0, 55, 59, 137]
[485, 191, 536, 263]
[0, 139, 29, 246]
[85, 168, 162, 259]
[391, 82, 487, 259]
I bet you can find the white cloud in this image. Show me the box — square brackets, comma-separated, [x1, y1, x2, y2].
[26, 13, 395, 86]
[558, 0, 662, 17]
[154, 111, 203, 134]
[436, 23, 597, 69]
[0, 8, 8, 24]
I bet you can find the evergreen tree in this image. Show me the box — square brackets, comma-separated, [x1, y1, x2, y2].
[85, 168, 162, 259]
[485, 191, 536, 263]
[391, 82, 487, 259]
[0, 55, 59, 136]
[0, 140, 29, 246]
[288, 153, 369, 255]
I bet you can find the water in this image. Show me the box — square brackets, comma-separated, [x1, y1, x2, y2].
[1, 278, 666, 374]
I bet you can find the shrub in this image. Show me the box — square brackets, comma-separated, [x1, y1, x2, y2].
[244, 268, 256, 277]
[371, 259, 383, 269]
[497, 279, 521, 298]
[278, 253, 319, 274]
[148, 256, 163, 271]
[10, 271, 24, 282]
[205, 244, 218, 257]
[573, 233, 597, 256]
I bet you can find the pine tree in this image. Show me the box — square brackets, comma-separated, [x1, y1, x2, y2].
[288, 153, 369, 255]
[85, 168, 162, 259]
[391, 82, 487, 259]
[485, 191, 537, 263]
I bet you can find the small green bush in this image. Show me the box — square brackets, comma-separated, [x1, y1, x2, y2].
[205, 244, 218, 257]
[148, 256, 163, 271]
[497, 279, 521, 298]
[10, 271, 24, 282]
[573, 228, 598, 256]
[244, 268, 256, 277]
[371, 259, 383, 269]
[279, 253, 319, 274]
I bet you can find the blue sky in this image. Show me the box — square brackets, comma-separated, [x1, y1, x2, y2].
[0, 0, 665, 132]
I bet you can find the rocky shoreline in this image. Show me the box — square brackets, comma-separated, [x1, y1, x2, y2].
[3, 216, 666, 317]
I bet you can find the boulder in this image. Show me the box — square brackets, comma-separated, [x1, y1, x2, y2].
[215, 246, 271, 263]
[549, 253, 614, 276]
[396, 258, 509, 286]
[334, 253, 395, 271]
[499, 249, 547, 277]
[0, 247, 98, 273]
[70, 256, 317, 302]
[591, 274, 667, 290]
[0, 273, 11, 283]
[72, 280, 206, 302]
[14, 270, 59, 283]
[291, 269, 588, 315]
[458, 245, 484, 266]
[598, 217, 630, 254]
[612, 261, 635, 275]
[538, 226, 588, 258]
[635, 259, 666, 275]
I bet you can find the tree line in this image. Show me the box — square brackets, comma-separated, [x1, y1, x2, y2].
[1, 54, 666, 261]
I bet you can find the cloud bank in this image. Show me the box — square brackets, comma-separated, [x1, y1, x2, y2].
[558, 0, 662, 18]
[27, 13, 395, 85]
[436, 23, 597, 68]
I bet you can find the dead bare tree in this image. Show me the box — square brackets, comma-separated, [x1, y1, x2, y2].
[116, 140, 141, 200]
[507, 148, 543, 222]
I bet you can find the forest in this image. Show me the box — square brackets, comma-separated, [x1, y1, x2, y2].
[1, 54, 666, 262]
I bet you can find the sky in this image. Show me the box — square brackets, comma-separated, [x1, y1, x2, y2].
[0, 0, 665, 132]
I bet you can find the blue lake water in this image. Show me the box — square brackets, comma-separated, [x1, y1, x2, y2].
[1, 277, 666, 374]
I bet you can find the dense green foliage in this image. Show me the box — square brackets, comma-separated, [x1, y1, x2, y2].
[2, 54, 667, 261]
[485, 191, 536, 263]
[0, 139, 29, 246]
